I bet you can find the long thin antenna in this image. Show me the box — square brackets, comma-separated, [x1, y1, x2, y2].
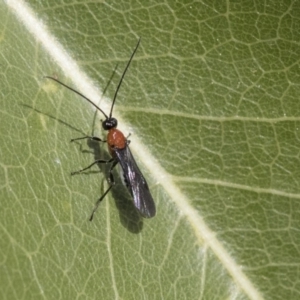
[44, 76, 109, 119]
[109, 38, 141, 118]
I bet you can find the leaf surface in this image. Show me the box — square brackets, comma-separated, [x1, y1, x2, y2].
[1, 1, 300, 299]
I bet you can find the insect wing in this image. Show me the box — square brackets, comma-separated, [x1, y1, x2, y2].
[114, 145, 156, 218]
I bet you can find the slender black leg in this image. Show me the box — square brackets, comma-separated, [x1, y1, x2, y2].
[89, 159, 119, 221]
[71, 158, 114, 175]
[71, 136, 106, 143]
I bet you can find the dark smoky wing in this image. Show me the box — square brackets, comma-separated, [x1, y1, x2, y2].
[114, 146, 156, 218]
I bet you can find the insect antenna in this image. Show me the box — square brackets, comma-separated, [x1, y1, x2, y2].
[109, 38, 141, 118]
[44, 76, 109, 120]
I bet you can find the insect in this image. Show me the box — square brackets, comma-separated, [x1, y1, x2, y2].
[45, 39, 156, 220]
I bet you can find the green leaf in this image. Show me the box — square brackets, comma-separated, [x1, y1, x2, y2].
[1, 0, 300, 299]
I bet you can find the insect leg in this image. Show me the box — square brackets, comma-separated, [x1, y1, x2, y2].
[71, 136, 106, 143]
[89, 159, 119, 221]
[71, 158, 114, 175]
